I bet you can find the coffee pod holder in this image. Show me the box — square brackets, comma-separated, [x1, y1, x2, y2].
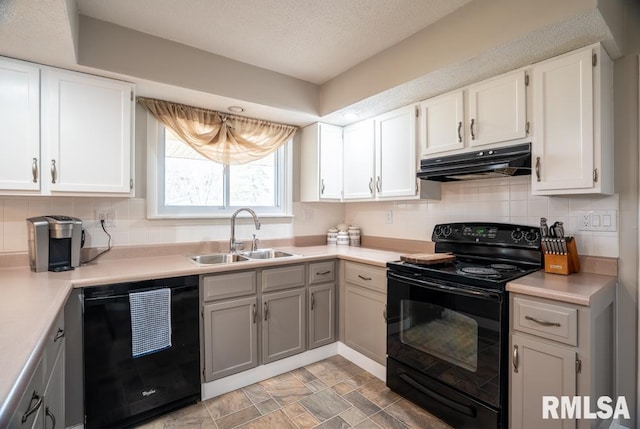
[541, 237, 580, 275]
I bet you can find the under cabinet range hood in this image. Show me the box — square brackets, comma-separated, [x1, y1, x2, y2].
[417, 143, 531, 182]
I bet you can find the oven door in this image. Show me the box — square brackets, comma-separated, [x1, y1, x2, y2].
[386, 270, 506, 427]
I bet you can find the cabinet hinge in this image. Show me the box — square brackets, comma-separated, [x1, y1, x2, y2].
[576, 358, 582, 374]
[525, 74, 529, 86]
[592, 53, 597, 67]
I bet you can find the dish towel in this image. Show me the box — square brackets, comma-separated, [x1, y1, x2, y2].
[129, 288, 172, 358]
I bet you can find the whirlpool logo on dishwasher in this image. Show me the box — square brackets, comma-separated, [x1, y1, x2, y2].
[542, 396, 630, 420]
[142, 389, 157, 397]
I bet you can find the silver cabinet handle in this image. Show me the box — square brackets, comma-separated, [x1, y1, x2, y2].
[457, 121, 462, 143]
[311, 293, 316, 311]
[252, 303, 257, 324]
[32, 158, 38, 183]
[358, 274, 372, 281]
[525, 315, 561, 327]
[263, 302, 268, 321]
[470, 119, 476, 140]
[22, 391, 43, 423]
[368, 177, 374, 194]
[535, 157, 541, 182]
[383, 304, 387, 322]
[513, 345, 519, 373]
[320, 178, 325, 195]
[45, 406, 56, 429]
[375, 176, 381, 193]
[53, 328, 64, 342]
[50, 160, 57, 184]
[593, 168, 598, 183]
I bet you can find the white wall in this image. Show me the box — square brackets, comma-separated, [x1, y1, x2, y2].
[345, 175, 619, 258]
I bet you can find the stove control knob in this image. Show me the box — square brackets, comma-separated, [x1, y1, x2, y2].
[511, 230, 524, 242]
[526, 231, 539, 242]
[442, 225, 452, 237]
[434, 225, 443, 238]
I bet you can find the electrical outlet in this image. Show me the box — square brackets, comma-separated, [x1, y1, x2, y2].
[385, 210, 393, 224]
[578, 210, 616, 232]
[302, 208, 314, 222]
[96, 209, 116, 227]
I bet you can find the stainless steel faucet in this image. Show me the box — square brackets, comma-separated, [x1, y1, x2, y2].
[230, 208, 261, 253]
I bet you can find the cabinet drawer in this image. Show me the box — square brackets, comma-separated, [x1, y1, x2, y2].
[43, 309, 65, 379]
[344, 261, 386, 293]
[513, 297, 577, 346]
[203, 271, 257, 301]
[309, 261, 335, 284]
[8, 359, 44, 429]
[261, 264, 306, 292]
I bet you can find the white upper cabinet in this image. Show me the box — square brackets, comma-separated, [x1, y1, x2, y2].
[531, 44, 613, 195]
[375, 105, 418, 199]
[0, 58, 41, 191]
[300, 122, 343, 201]
[0, 56, 135, 196]
[467, 70, 527, 147]
[42, 69, 134, 194]
[419, 90, 464, 156]
[342, 119, 375, 200]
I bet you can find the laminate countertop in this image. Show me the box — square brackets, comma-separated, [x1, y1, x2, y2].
[0, 245, 402, 427]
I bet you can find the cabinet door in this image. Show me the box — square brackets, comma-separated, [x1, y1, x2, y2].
[343, 119, 375, 200]
[468, 70, 527, 147]
[0, 58, 40, 192]
[203, 296, 258, 381]
[531, 48, 594, 192]
[419, 90, 464, 156]
[43, 346, 65, 429]
[318, 123, 343, 200]
[262, 288, 306, 364]
[344, 283, 386, 364]
[308, 283, 335, 349]
[42, 69, 133, 194]
[375, 105, 417, 198]
[511, 333, 576, 429]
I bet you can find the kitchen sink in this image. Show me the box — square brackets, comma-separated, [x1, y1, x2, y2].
[241, 249, 298, 259]
[188, 253, 249, 265]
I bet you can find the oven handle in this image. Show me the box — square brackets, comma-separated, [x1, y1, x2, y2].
[397, 370, 477, 418]
[388, 271, 501, 301]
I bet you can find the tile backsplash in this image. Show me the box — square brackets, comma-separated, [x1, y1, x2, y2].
[0, 176, 619, 258]
[344, 176, 619, 258]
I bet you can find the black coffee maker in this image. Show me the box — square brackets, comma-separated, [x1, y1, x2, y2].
[27, 215, 83, 272]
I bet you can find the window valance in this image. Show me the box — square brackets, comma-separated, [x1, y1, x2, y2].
[139, 97, 297, 165]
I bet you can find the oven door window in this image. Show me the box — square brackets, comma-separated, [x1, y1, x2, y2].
[387, 273, 503, 408]
[400, 301, 478, 372]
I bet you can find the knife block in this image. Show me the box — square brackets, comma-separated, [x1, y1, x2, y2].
[543, 237, 580, 275]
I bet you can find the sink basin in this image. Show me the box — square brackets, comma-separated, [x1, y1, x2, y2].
[188, 253, 249, 265]
[241, 249, 298, 259]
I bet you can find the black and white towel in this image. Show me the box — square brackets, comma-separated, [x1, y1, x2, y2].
[129, 288, 172, 357]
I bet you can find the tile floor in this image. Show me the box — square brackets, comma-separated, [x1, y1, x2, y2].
[136, 355, 453, 429]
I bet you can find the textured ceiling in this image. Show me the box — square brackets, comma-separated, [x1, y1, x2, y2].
[75, 0, 471, 84]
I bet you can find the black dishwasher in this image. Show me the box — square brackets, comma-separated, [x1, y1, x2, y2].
[83, 275, 200, 428]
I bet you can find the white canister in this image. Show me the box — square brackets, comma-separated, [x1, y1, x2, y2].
[337, 230, 349, 245]
[327, 228, 338, 245]
[348, 226, 361, 246]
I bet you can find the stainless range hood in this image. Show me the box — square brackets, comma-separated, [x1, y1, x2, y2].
[417, 143, 531, 182]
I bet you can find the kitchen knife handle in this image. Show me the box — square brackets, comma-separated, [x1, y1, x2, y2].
[50, 160, 57, 184]
[535, 157, 541, 182]
[513, 345, 519, 373]
[32, 158, 38, 183]
[470, 119, 476, 140]
[457, 121, 462, 142]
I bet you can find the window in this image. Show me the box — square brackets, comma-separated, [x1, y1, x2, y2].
[147, 115, 291, 218]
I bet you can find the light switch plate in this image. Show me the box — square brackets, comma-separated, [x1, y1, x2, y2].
[578, 210, 616, 232]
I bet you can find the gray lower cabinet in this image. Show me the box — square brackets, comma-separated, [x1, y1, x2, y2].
[308, 283, 335, 349]
[203, 296, 258, 382]
[262, 288, 306, 364]
[344, 282, 386, 365]
[43, 345, 65, 429]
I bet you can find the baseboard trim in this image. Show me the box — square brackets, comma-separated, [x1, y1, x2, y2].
[201, 342, 386, 400]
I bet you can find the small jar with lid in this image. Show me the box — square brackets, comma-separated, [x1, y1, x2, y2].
[327, 227, 338, 245]
[337, 230, 349, 245]
[348, 226, 361, 247]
